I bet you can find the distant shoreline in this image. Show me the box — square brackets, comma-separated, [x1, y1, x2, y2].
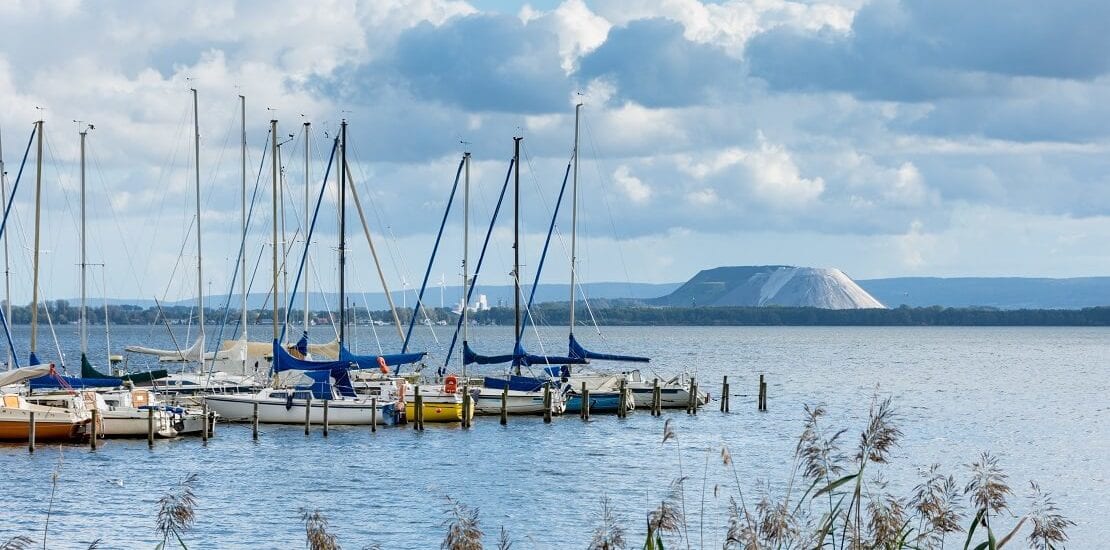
[6, 302, 1110, 327]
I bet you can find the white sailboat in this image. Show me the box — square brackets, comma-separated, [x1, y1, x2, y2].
[205, 119, 400, 425]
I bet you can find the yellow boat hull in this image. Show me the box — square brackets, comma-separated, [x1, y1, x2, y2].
[405, 401, 473, 423]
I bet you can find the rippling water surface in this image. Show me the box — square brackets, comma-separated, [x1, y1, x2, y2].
[1, 324, 1107, 548]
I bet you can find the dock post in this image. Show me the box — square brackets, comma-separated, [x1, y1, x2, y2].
[147, 407, 155, 448]
[304, 395, 312, 435]
[371, 398, 377, 433]
[208, 410, 215, 437]
[90, 409, 99, 450]
[758, 375, 765, 411]
[651, 378, 660, 416]
[414, 386, 422, 431]
[201, 402, 209, 443]
[500, 384, 508, 426]
[252, 402, 259, 440]
[322, 399, 330, 437]
[28, 411, 35, 453]
[720, 376, 728, 413]
[583, 386, 591, 421]
[579, 381, 587, 420]
[617, 378, 627, 418]
[461, 385, 471, 428]
[687, 377, 696, 414]
[761, 376, 768, 411]
[543, 382, 552, 423]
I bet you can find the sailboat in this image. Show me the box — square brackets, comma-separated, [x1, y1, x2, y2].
[205, 119, 404, 425]
[0, 365, 93, 442]
[127, 91, 260, 395]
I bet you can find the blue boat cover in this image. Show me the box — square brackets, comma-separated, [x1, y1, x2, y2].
[482, 375, 547, 392]
[299, 370, 335, 400]
[29, 374, 122, 389]
[569, 334, 650, 363]
[339, 346, 426, 369]
[271, 340, 356, 397]
[295, 332, 309, 356]
[463, 341, 588, 367]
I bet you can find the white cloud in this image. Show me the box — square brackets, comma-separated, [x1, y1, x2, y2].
[612, 164, 652, 203]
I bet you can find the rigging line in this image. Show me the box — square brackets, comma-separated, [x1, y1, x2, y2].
[87, 140, 145, 301]
[348, 143, 406, 313]
[351, 267, 383, 354]
[583, 118, 634, 303]
[139, 100, 192, 295]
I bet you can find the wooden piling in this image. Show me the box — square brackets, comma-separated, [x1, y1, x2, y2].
[208, 410, 215, 437]
[304, 395, 312, 435]
[758, 374, 766, 411]
[579, 381, 587, 420]
[687, 376, 697, 414]
[322, 399, 330, 437]
[147, 407, 155, 448]
[617, 378, 627, 418]
[414, 386, 423, 431]
[583, 386, 591, 421]
[370, 398, 377, 432]
[28, 411, 35, 453]
[720, 376, 729, 413]
[499, 384, 508, 426]
[461, 385, 472, 428]
[652, 378, 660, 416]
[252, 402, 259, 440]
[201, 402, 209, 443]
[90, 409, 99, 450]
[542, 382, 552, 423]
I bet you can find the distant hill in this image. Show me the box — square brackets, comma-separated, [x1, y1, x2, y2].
[652, 266, 885, 309]
[857, 277, 1110, 309]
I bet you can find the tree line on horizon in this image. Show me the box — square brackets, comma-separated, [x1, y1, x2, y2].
[3, 299, 1110, 327]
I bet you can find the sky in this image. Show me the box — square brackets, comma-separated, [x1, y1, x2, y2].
[1, 0, 1108, 303]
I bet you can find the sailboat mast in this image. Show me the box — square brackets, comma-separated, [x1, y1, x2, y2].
[0, 125, 9, 370]
[569, 103, 581, 336]
[191, 89, 206, 373]
[461, 151, 470, 377]
[30, 120, 42, 360]
[240, 96, 248, 346]
[303, 121, 311, 334]
[270, 119, 279, 341]
[79, 125, 89, 360]
[338, 120, 347, 346]
[513, 136, 522, 374]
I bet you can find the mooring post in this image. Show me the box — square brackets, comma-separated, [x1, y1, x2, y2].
[208, 410, 215, 438]
[500, 384, 508, 426]
[371, 397, 377, 432]
[252, 402, 259, 440]
[618, 378, 627, 418]
[414, 385, 423, 431]
[201, 402, 209, 443]
[90, 409, 99, 450]
[687, 377, 696, 414]
[461, 384, 471, 428]
[322, 399, 330, 437]
[28, 411, 35, 453]
[147, 407, 155, 448]
[579, 381, 587, 420]
[651, 378, 660, 416]
[758, 374, 765, 411]
[583, 386, 591, 420]
[720, 376, 728, 413]
[543, 382, 552, 423]
[304, 395, 312, 435]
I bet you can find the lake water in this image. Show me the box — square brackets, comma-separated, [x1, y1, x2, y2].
[1, 324, 1107, 548]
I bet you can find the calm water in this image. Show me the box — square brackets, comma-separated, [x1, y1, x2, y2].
[1, 324, 1107, 548]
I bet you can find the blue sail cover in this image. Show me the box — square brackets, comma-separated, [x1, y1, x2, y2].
[299, 370, 334, 400]
[569, 334, 650, 363]
[295, 332, 309, 356]
[29, 374, 122, 389]
[339, 346, 426, 369]
[482, 375, 546, 392]
[463, 341, 588, 367]
[271, 340, 356, 397]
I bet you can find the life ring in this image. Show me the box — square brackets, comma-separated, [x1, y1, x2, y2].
[377, 356, 389, 374]
[444, 374, 458, 394]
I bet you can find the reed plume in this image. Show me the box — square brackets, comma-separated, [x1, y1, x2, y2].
[965, 451, 1011, 532]
[301, 508, 340, 550]
[155, 473, 197, 549]
[441, 496, 483, 550]
[1026, 481, 1073, 550]
[910, 464, 963, 546]
[588, 497, 625, 550]
[0, 536, 34, 550]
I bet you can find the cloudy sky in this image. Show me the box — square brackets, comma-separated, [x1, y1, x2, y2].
[1, 0, 1108, 303]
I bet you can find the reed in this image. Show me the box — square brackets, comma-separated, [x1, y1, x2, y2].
[442, 496, 484, 550]
[155, 473, 197, 549]
[300, 508, 340, 550]
[588, 497, 626, 550]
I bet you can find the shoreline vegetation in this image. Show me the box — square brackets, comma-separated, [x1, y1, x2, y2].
[4, 398, 1072, 549]
[5, 300, 1110, 327]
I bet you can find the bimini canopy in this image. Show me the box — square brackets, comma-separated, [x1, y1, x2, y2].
[463, 341, 588, 367]
[569, 334, 650, 363]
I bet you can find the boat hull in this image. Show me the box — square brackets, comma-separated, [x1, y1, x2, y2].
[564, 392, 631, 413]
[0, 419, 87, 442]
[472, 388, 566, 415]
[629, 387, 708, 409]
[204, 394, 398, 426]
[101, 411, 177, 438]
[406, 399, 471, 423]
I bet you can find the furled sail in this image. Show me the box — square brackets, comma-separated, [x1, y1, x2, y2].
[463, 341, 588, 367]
